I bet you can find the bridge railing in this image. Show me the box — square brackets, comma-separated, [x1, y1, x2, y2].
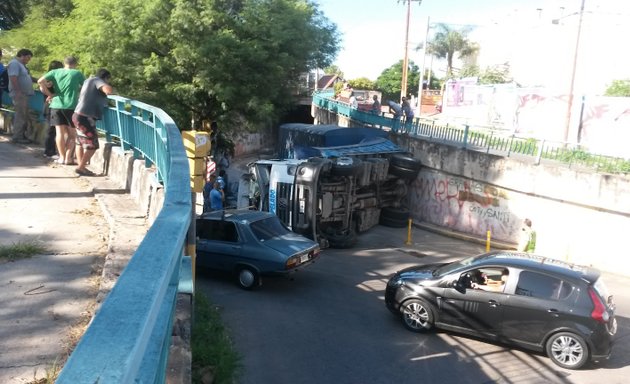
[313, 91, 630, 174]
[56, 96, 192, 383]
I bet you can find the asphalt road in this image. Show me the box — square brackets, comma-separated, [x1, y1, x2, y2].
[196, 225, 630, 384]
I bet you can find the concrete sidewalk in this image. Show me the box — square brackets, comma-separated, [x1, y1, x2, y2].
[0, 135, 148, 383]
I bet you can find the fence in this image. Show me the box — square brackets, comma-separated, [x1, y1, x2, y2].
[56, 96, 192, 383]
[312, 91, 630, 174]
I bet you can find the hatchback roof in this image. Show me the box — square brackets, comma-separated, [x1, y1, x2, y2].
[475, 251, 600, 284]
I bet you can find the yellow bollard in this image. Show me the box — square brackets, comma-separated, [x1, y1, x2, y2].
[406, 218, 413, 245]
[486, 230, 491, 252]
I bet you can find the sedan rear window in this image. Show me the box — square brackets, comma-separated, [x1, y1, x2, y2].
[250, 217, 291, 241]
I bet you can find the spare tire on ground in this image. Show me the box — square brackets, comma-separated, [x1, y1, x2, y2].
[326, 228, 358, 249]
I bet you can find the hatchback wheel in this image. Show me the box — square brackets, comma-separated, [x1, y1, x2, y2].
[237, 267, 260, 290]
[401, 299, 434, 332]
[546, 332, 589, 369]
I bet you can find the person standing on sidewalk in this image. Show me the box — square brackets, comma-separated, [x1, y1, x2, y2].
[43, 60, 64, 158]
[38, 59, 76, 161]
[7, 49, 36, 144]
[0, 48, 7, 109]
[72, 68, 114, 176]
[517, 218, 537, 253]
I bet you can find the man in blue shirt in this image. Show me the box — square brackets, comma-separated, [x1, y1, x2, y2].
[210, 181, 224, 211]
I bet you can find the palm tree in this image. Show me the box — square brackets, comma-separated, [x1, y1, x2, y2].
[425, 23, 479, 78]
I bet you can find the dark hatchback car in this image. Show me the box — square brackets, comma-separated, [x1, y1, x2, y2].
[196, 210, 320, 289]
[385, 251, 617, 369]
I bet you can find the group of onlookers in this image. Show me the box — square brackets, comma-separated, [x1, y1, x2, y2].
[0, 48, 114, 177]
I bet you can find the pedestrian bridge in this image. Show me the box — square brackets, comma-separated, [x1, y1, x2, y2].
[3, 88, 628, 383]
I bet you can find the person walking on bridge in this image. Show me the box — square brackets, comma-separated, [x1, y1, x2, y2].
[72, 68, 114, 176]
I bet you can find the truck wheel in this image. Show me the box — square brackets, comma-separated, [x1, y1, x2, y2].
[379, 216, 408, 228]
[390, 154, 422, 171]
[381, 207, 410, 220]
[389, 164, 420, 180]
[332, 157, 363, 177]
[327, 229, 358, 249]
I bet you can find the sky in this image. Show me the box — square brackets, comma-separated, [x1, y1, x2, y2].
[315, 0, 630, 94]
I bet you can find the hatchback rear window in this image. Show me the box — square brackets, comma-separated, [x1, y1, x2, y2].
[593, 278, 613, 305]
[515, 271, 573, 300]
[250, 217, 291, 241]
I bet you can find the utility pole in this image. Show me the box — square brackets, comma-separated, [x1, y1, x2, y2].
[563, 0, 586, 144]
[399, 0, 422, 101]
[416, 16, 430, 116]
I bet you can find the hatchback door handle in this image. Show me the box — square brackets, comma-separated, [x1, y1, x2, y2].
[488, 300, 499, 307]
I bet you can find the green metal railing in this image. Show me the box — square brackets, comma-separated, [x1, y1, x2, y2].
[313, 91, 630, 174]
[56, 95, 192, 383]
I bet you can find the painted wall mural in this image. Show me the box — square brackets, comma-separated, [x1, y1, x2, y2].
[410, 170, 521, 243]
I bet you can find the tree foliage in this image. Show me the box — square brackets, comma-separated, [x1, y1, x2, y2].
[374, 60, 419, 102]
[426, 23, 478, 78]
[348, 77, 375, 90]
[460, 64, 512, 85]
[0, 0, 340, 131]
[604, 80, 630, 97]
[324, 65, 344, 79]
[0, 0, 25, 30]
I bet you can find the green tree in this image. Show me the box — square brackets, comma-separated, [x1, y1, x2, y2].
[374, 60, 419, 101]
[0, 0, 25, 30]
[460, 63, 512, 84]
[605, 80, 630, 97]
[426, 23, 478, 78]
[1, 0, 340, 131]
[348, 77, 375, 90]
[324, 64, 344, 79]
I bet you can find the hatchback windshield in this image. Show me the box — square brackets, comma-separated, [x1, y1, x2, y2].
[250, 217, 291, 241]
[433, 254, 492, 276]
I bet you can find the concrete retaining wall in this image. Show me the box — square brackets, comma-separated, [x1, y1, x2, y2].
[0, 109, 48, 143]
[391, 135, 630, 274]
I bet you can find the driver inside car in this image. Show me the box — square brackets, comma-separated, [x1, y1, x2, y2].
[469, 269, 508, 292]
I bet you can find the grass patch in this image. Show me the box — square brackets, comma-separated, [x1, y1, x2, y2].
[192, 293, 241, 384]
[0, 241, 47, 262]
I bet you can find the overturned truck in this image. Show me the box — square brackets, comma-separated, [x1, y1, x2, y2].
[236, 124, 421, 248]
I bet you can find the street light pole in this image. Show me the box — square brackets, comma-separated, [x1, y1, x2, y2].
[399, 0, 422, 102]
[563, 0, 586, 144]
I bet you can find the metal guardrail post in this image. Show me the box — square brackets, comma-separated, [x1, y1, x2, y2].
[116, 99, 127, 151]
[507, 134, 515, 157]
[535, 139, 545, 165]
[462, 125, 469, 149]
[486, 131, 493, 154]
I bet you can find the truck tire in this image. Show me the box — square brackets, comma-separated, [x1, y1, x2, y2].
[327, 229, 358, 249]
[332, 157, 363, 177]
[381, 207, 410, 220]
[389, 164, 420, 180]
[390, 154, 422, 171]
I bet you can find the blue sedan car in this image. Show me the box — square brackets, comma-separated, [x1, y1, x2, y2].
[196, 210, 321, 289]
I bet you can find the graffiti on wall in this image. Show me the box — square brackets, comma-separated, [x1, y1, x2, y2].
[411, 171, 521, 242]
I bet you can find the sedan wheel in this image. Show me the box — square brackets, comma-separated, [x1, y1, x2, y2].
[545, 332, 589, 369]
[237, 267, 260, 290]
[401, 299, 433, 332]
